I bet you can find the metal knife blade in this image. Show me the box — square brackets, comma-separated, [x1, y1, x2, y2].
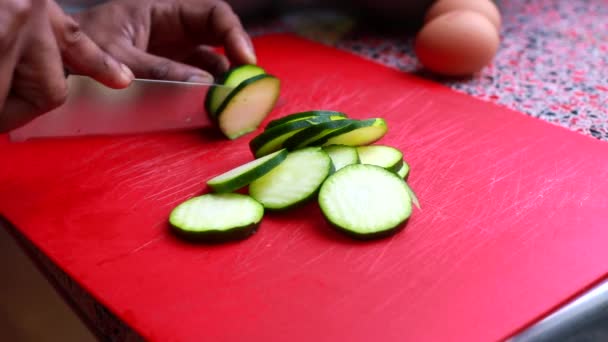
[8, 75, 233, 142]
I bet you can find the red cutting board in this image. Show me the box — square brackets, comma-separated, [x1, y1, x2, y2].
[2, 34, 608, 342]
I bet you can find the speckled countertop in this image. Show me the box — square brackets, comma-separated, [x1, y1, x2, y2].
[248, 0, 608, 141]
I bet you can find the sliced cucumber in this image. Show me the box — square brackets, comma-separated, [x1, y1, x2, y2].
[207, 149, 288, 193]
[318, 164, 412, 240]
[397, 161, 410, 180]
[356, 145, 403, 173]
[215, 74, 280, 140]
[283, 119, 354, 150]
[205, 64, 266, 115]
[322, 145, 360, 171]
[320, 118, 388, 146]
[266, 110, 347, 130]
[169, 193, 264, 242]
[249, 116, 339, 158]
[249, 147, 332, 210]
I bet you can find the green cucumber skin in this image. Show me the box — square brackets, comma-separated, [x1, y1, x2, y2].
[208, 149, 288, 193]
[309, 118, 378, 146]
[249, 116, 336, 157]
[205, 64, 266, 115]
[265, 111, 347, 130]
[283, 119, 355, 150]
[169, 221, 260, 243]
[325, 219, 409, 241]
[388, 159, 404, 174]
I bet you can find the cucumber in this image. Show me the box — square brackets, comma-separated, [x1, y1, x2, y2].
[205, 64, 266, 115]
[207, 149, 288, 193]
[318, 164, 412, 240]
[397, 161, 410, 180]
[169, 193, 264, 242]
[249, 147, 332, 210]
[356, 145, 403, 173]
[322, 145, 360, 171]
[283, 119, 354, 150]
[266, 111, 347, 130]
[249, 116, 339, 158]
[320, 118, 388, 146]
[215, 74, 281, 140]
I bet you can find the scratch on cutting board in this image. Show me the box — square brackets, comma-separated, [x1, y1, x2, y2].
[129, 235, 164, 254]
[366, 236, 396, 274]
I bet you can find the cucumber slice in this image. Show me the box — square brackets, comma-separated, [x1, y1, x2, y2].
[249, 116, 338, 158]
[397, 161, 410, 180]
[207, 149, 288, 193]
[266, 111, 347, 130]
[404, 182, 421, 210]
[215, 74, 281, 140]
[356, 145, 404, 173]
[282, 119, 354, 150]
[205, 64, 266, 115]
[322, 145, 360, 171]
[318, 164, 412, 240]
[249, 147, 332, 210]
[321, 118, 388, 146]
[169, 193, 264, 242]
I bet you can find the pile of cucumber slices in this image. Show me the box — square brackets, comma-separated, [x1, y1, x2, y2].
[169, 109, 420, 243]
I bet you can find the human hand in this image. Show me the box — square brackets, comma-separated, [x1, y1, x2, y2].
[73, 0, 257, 83]
[0, 0, 134, 133]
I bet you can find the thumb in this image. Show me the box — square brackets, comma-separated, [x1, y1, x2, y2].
[112, 45, 215, 83]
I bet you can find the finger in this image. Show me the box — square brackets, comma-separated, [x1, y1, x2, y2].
[1, 15, 67, 131]
[179, 1, 256, 65]
[48, 2, 134, 88]
[109, 45, 214, 82]
[180, 46, 230, 77]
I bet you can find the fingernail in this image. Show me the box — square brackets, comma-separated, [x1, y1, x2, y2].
[240, 36, 257, 64]
[120, 63, 134, 82]
[186, 73, 214, 83]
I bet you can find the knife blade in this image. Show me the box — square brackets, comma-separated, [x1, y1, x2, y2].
[8, 75, 233, 142]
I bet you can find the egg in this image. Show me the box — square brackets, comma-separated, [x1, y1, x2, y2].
[414, 10, 499, 76]
[425, 0, 502, 30]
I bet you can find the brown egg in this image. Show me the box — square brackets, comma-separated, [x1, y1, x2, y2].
[414, 10, 500, 77]
[425, 0, 502, 30]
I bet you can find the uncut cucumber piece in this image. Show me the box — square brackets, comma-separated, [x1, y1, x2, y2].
[215, 74, 281, 140]
[250, 116, 341, 158]
[320, 118, 388, 146]
[322, 145, 360, 171]
[266, 110, 347, 130]
[205, 64, 266, 115]
[283, 119, 354, 150]
[318, 164, 412, 240]
[397, 161, 410, 180]
[207, 149, 288, 193]
[356, 145, 404, 173]
[169, 193, 264, 242]
[249, 147, 332, 210]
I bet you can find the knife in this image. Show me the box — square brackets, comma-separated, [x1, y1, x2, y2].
[8, 75, 234, 142]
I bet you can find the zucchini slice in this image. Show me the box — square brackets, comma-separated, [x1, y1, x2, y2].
[249, 116, 338, 158]
[318, 164, 412, 240]
[215, 74, 281, 140]
[397, 161, 410, 180]
[205, 64, 266, 115]
[282, 119, 353, 150]
[207, 149, 288, 193]
[249, 147, 332, 210]
[356, 145, 404, 173]
[321, 118, 388, 146]
[322, 145, 360, 171]
[169, 193, 264, 242]
[266, 110, 347, 130]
